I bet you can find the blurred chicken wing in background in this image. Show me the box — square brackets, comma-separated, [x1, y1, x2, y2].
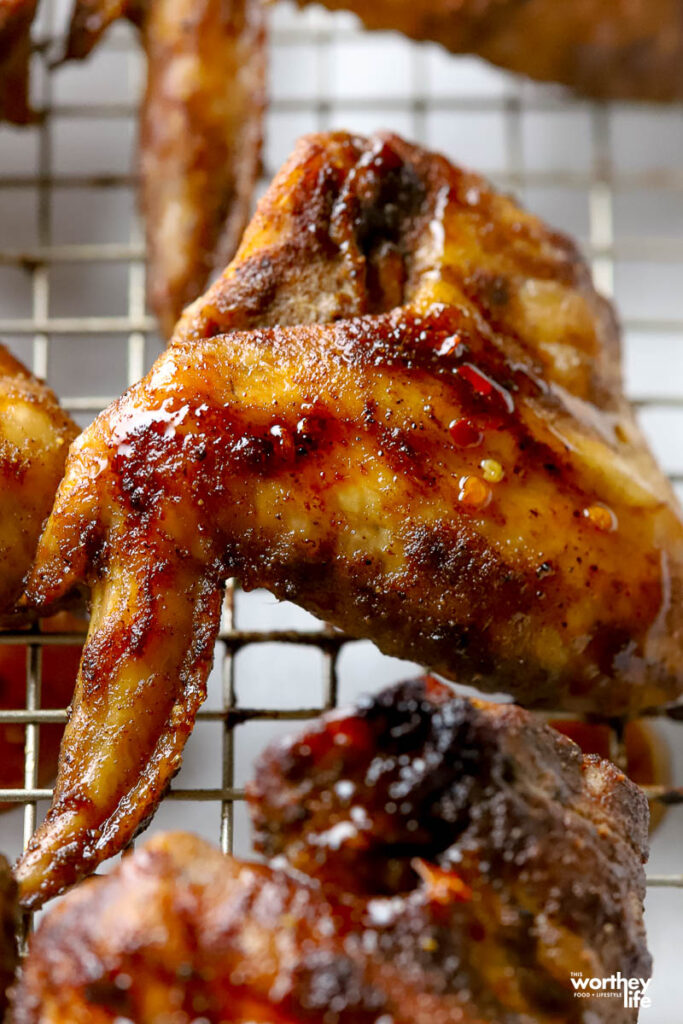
[61, 0, 266, 336]
[299, 0, 683, 101]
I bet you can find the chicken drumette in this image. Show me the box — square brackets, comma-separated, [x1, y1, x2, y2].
[15, 131, 683, 908]
[12, 679, 651, 1023]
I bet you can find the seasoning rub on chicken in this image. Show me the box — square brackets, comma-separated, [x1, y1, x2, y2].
[16, 131, 683, 909]
[12, 679, 651, 1023]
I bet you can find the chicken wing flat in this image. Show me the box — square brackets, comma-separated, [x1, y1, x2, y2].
[300, 0, 683, 102]
[0, 854, 17, 1020]
[15, 131, 683, 908]
[12, 680, 651, 1023]
[0, 0, 37, 123]
[0, 344, 78, 624]
[62, 0, 266, 337]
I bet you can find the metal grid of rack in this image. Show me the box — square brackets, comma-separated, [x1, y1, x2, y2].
[0, 0, 682, 1014]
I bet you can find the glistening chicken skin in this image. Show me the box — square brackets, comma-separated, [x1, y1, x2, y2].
[15, 132, 683, 908]
[12, 679, 650, 1023]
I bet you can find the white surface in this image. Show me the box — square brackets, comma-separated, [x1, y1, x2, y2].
[0, 2, 682, 1018]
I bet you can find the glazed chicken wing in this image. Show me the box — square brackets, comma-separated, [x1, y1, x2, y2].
[0, 0, 37, 123]
[12, 680, 651, 1023]
[0, 344, 78, 624]
[15, 131, 683, 908]
[62, 0, 266, 337]
[301, 0, 683, 102]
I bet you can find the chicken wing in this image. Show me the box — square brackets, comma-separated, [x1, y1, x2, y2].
[15, 131, 683, 908]
[0, 854, 17, 1020]
[62, 0, 266, 337]
[0, 0, 37, 123]
[300, 0, 683, 102]
[0, 344, 78, 624]
[12, 680, 651, 1023]
[141, 0, 266, 337]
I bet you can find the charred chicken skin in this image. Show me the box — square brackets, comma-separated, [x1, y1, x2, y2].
[15, 131, 683, 908]
[12, 679, 651, 1023]
[62, 0, 266, 336]
[0, 0, 37, 123]
[0, 344, 78, 624]
[301, 0, 683, 102]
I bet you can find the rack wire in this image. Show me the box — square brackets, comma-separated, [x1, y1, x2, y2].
[0, 0, 682, 1012]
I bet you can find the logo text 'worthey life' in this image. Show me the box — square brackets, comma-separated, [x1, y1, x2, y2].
[570, 972, 651, 1009]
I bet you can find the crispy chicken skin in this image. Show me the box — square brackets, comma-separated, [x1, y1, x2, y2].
[0, 854, 17, 1020]
[0, 0, 37, 123]
[62, 0, 266, 337]
[15, 132, 683, 908]
[12, 681, 651, 1023]
[0, 344, 78, 624]
[300, 0, 683, 102]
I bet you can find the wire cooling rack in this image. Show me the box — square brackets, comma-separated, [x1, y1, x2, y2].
[0, 0, 682, 1016]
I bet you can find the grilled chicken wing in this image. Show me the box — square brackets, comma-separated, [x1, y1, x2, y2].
[0, 854, 17, 1020]
[0, 344, 78, 624]
[0, 0, 37, 123]
[301, 0, 683, 102]
[62, 0, 265, 337]
[15, 131, 683, 908]
[12, 680, 651, 1023]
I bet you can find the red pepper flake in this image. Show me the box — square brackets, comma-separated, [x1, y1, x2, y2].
[457, 362, 515, 414]
[583, 504, 618, 533]
[457, 362, 493, 396]
[458, 475, 491, 509]
[448, 418, 483, 448]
